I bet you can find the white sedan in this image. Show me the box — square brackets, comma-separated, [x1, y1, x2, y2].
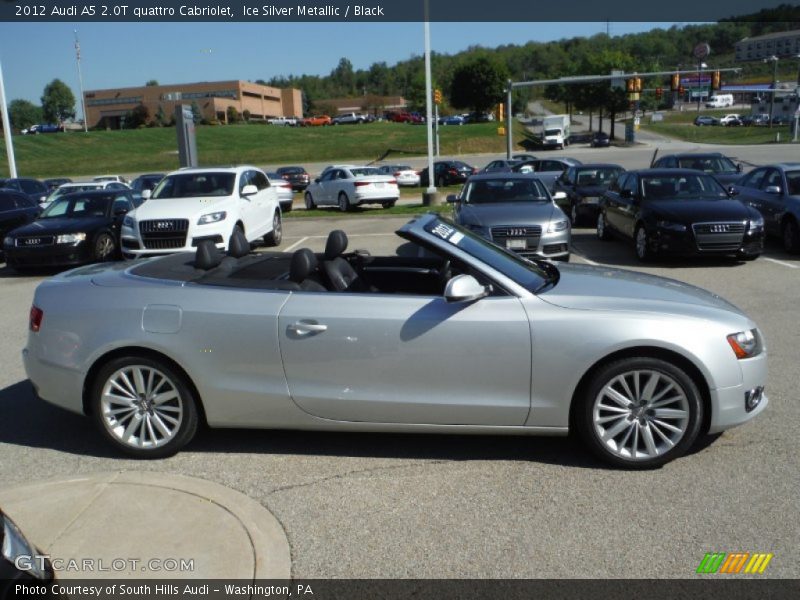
[304, 165, 400, 211]
[376, 164, 421, 187]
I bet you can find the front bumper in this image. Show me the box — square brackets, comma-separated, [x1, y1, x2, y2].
[483, 227, 571, 260]
[649, 226, 764, 258]
[121, 221, 229, 257]
[3, 241, 95, 268]
[708, 352, 769, 433]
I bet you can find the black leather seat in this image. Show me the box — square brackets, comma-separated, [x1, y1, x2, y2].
[289, 249, 327, 291]
[194, 240, 224, 270]
[227, 228, 250, 258]
[321, 230, 375, 292]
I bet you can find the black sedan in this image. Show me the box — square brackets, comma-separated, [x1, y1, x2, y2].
[597, 169, 764, 262]
[0, 177, 49, 204]
[590, 131, 610, 147]
[651, 152, 744, 187]
[420, 161, 477, 187]
[733, 163, 800, 253]
[0, 190, 40, 258]
[276, 166, 311, 191]
[3, 190, 135, 270]
[553, 163, 624, 225]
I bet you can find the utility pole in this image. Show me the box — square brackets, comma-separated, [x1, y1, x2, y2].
[766, 55, 778, 129]
[422, 0, 436, 200]
[74, 30, 88, 132]
[0, 61, 18, 178]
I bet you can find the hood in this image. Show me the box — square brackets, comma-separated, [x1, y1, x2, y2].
[132, 197, 228, 219]
[539, 263, 745, 318]
[646, 198, 750, 223]
[459, 202, 558, 227]
[11, 216, 109, 236]
[712, 172, 742, 186]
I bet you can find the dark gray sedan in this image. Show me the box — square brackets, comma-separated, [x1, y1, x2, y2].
[448, 173, 570, 261]
[733, 163, 800, 253]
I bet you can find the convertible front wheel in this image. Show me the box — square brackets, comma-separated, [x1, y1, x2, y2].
[575, 357, 703, 469]
[91, 356, 199, 458]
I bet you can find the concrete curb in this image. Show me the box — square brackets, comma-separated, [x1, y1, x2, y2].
[0, 471, 290, 580]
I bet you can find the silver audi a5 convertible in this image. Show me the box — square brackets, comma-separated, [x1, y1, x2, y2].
[23, 214, 768, 468]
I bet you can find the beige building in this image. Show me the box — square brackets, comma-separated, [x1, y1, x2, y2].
[735, 29, 800, 62]
[84, 80, 303, 128]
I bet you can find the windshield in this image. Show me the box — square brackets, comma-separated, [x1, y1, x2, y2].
[642, 174, 727, 200]
[677, 156, 736, 173]
[349, 168, 380, 177]
[463, 178, 550, 204]
[422, 217, 550, 293]
[152, 173, 235, 198]
[39, 194, 112, 219]
[575, 167, 622, 187]
[45, 185, 102, 203]
[544, 129, 561, 136]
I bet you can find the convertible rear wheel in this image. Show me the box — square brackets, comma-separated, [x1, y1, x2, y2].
[91, 356, 199, 458]
[575, 357, 703, 468]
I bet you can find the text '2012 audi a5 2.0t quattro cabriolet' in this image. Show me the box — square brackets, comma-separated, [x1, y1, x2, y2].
[23, 214, 768, 468]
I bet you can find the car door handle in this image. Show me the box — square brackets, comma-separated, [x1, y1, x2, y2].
[288, 321, 328, 335]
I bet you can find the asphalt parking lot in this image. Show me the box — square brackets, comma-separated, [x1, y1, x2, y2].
[0, 205, 798, 578]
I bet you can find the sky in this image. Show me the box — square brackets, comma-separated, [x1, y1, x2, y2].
[0, 21, 694, 116]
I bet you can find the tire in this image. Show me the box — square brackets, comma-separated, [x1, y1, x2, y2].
[304, 192, 316, 210]
[596, 211, 611, 241]
[383, 200, 396, 209]
[574, 357, 703, 469]
[263, 211, 282, 247]
[437, 175, 446, 188]
[338, 192, 351, 212]
[782, 219, 800, 254]
[93, 232, 116, 262]
[90, 355, 199, 458]
[634, 224, 654, 262]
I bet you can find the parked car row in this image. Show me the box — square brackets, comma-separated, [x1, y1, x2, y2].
[694, 113, 789, 127]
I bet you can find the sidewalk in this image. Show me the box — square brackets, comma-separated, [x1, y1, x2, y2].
[0, 471, 290, 579]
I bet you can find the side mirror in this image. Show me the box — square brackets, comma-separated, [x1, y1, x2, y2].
[736, 163, 743, 173]
[765, 185, 782, 195]
[444, 274, 490, 303]
[314, 178, 321, 184]
[241, 184, 258, 197]
[114, 207, 128, 216]
[446, 194, 459, 204]
[620, 189, 633, 199]
[141, 189, 152, 200]
[552, 191, 567, 201]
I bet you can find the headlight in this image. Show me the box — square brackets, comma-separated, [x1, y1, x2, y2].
[748, 216, 764, 232]
[727, 329, 762, 359]
[2, 512, 49, 580]
[198, 211, 227, 225]
[547, 219, 569, 233]
[56, 232, 86, 244]
[656, 220, 687, 232]
[3, 236, 12, 246]
[123, 215, 135, 228]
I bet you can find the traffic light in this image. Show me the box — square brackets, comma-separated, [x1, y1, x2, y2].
[671, 73, 680, 91]
[434, 89, 442, 105]
[634, 77, 643, 93]
[711, 71, 721, 90]
[655, 87, 663, 99]
[626, 78, 635, 93]
[497, 102, 504, 121]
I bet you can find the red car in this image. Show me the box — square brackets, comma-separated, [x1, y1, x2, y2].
[302, 115, 332, 127]
[390, 112, 424, 124]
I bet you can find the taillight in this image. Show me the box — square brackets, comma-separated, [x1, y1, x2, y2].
[472, 167, 478, 174]
[449, 169, 458, 175]
[282, 175, 290, 180]
[280, 183, 291, 189]
[393, 171, 401, 177]
[30, 305, 43, 332]
[388, 179, 397, 185]
[355, 181, 370, 187]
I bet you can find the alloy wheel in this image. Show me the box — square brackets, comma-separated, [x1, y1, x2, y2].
[100, 365, 184, 449]
[592, 369, 690, 461]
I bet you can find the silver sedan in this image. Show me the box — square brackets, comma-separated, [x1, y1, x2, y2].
[23, 214, 767, 467]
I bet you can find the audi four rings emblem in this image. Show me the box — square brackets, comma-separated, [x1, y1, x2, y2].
[156, 221, 171, 229]
[25, 238, 41, 245]
[509, 228, 526, 236]
[711, 224, 730, 233]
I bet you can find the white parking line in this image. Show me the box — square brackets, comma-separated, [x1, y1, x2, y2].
[763, 257, 799, 269]
[283, 236, 309, 252]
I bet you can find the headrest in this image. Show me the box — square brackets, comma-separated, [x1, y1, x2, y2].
[289, 248, 318, 283]
[324, 230, 348, 260]
[194, 240, 223, 270]
[228, 228, 250, 258]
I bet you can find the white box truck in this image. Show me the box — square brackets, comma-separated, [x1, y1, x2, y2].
[541, 115, 571, 149]
[706, 94, 733, 108]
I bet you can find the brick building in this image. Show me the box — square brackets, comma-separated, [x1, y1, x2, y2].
[84, 80, 303, 128]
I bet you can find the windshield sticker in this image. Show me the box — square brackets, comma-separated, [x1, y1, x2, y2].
[431, 222, 456, 239]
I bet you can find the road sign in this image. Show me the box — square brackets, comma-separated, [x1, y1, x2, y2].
[693, 43, 711, 61]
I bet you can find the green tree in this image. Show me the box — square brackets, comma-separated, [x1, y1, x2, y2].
[125, 104, 149, 128]
[449, 54, 509, 115]
[242, 109, 251, 121]
[226, 106, 239, 123]
[9, 99, 42, 131]
[41, 79, 76, 123]
[145, 79, 159, 86]
[155, 104, 166, 126]
[190, 101, 202, 124]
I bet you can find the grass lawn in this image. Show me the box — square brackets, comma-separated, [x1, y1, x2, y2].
[0, 121, 527, 179]
[639, 108, 794, 144]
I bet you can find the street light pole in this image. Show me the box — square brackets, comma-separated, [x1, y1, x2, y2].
[765, 55, 779, 129]
[74, 29, 88, 133]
